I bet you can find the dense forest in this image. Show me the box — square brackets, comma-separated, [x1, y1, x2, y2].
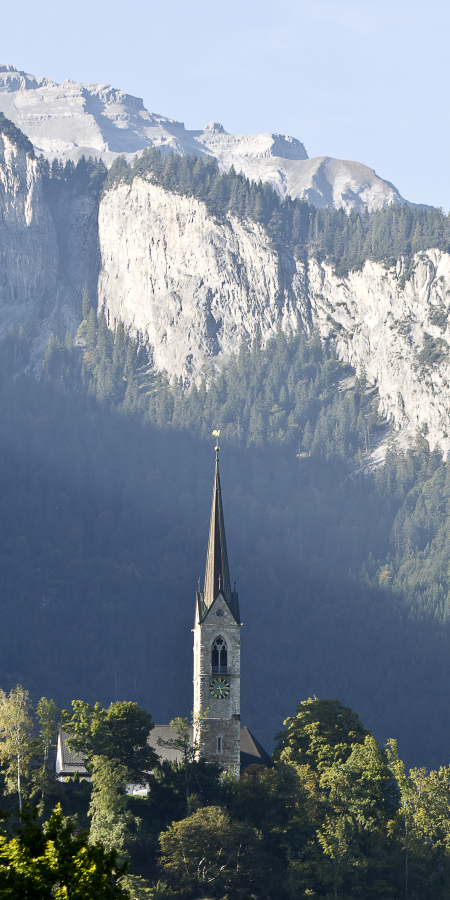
[2, 310, 450, 774]
[2, 692, 450, 899]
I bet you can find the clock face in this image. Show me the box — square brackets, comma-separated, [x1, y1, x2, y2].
[209, 676, 231, 699]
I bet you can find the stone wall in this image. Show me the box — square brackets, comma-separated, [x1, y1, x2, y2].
[193, 592, 240, 775]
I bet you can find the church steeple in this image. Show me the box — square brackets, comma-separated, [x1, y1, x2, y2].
[199, 445, 240, 623]
[193, 442, 241, 777]
[204, 445, 231, 606]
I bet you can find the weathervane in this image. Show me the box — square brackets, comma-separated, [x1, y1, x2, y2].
[212, 429, 220, 459]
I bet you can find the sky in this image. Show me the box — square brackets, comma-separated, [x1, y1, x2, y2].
[2, 0, 449, 209]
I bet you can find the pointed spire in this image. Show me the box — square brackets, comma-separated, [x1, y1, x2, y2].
[203, 444, 232, 608]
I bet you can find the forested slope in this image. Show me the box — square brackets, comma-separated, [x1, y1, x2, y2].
[2, 316, 450, 769]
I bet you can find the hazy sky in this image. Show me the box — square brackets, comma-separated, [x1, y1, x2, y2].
[2, 0, 449, 209]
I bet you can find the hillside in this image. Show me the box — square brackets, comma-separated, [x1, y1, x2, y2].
[2, 318, 450, 770]
[1, 110, 450, 771]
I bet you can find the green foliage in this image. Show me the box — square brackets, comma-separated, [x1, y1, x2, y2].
[159, 805, 282, 899]
[103, 148, 450, 276]
[223, 763, 311, 865]
[38, 153, 107, 197]
[0, 803, 127, 898]
[89, 756, 138, 859]
[48, 306, 379, 463]
[274, 697, 370, 771]
[0, 687, 36, 812]
[154, 330, 376, 459]
[309, 736, 398, 898]
[5, 321, 450, 770]
[61, 701, 158, 785]
[418, 332, 449, 371]
[0, 690, 61, 819]
[5, 683, 450, 897]
[153, 705, 444, 899]
[387, 739, 450, 897]
[34, 698, 60, 807]
[119, 876, 176, 899]
[156, 711, 218, 815]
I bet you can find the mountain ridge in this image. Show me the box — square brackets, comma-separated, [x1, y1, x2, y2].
[0, 63, 405, 212]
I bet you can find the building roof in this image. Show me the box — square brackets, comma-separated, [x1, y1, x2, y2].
[56, 727, 90, 778]
[56, 724, 270, 779]
[148, 724, 193, 765]
[240, 726, 272, 771]
[198, 447, 240, 623]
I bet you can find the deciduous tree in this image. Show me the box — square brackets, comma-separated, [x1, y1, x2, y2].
[159, 805, 280, 899]
[88, 755, 137, 858]
[61, 700, 158, 785]
[0, 803, 127, 898]
[0, 687, 36, 812]
[274, 697, 370, 772]
[34, 698, 60, 808]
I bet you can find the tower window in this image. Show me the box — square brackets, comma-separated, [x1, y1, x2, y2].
[212, 637, 228, 673]
[216, 736, 223, 754]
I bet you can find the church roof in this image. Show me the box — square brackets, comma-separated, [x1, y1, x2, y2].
[150, 724, 271, 773]
[239, 727, 272, 771]
[56, 725, 270, 778]
[148, 724, 193, 764]
[199, 447, 240, 623]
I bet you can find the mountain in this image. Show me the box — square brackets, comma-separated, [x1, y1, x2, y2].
[2, 85, 450, 770]
[1, 117, 448, 453]
[0, 64, 405, 212]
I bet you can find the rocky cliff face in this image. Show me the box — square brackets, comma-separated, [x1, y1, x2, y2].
[0, 128, 99, 360]
[307, 251, 450, 453]
[0, 131, 57, 342]
[43, 179, 100, 309]
[98, 178, 450, 452]
[97, 180, 306, 377]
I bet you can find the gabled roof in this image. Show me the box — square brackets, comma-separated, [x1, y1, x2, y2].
[240, 726, 272, 772]
[148, 724, 271, 772]
[56, 727, 90, 778]
[56, 725, 270, 777]
[148, 724, 193, 765]
[199, 447, 240, 623]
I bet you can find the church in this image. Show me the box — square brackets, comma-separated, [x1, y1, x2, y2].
[57, 443, 270, 781]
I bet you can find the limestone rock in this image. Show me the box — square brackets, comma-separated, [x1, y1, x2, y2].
[307, 251, 450, 453]
[97, 180, 305, 377]
[0, 125, 98, 362]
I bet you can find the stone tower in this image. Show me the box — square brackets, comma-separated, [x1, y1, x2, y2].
[193, 445, 241, 776]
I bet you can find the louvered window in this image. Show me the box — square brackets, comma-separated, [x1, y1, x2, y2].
[212, 637, 228, 673]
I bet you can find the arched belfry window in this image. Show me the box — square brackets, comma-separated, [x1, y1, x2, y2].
[212, 637, 228, 673]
